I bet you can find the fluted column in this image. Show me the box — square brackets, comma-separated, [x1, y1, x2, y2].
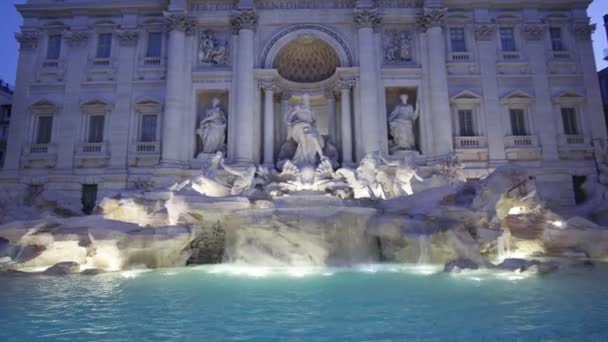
[418, 7, 453, 156]
[338, 79, 355, 165]
[354, 8, 382, 155]
[325, 89, 337, 142]
[260, 82, 279, 166]
[161, 13, 194, 167]
[231, 10, 257, 164]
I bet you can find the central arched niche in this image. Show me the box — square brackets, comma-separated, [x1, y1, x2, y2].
[273, 36, 340, 83]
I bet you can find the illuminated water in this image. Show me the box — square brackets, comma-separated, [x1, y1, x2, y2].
[1, 264, 608, 341]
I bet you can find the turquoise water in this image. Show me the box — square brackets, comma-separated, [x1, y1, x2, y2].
[1, 264, 608, 341]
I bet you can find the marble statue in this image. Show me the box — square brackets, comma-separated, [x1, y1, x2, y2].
[196, 98, 227, 155]
[337, 152, 392, 200]
[593, 140, 608, 186]
[285, 94, 326, 167]
[199, 31, 228, 66]
[388, 94, 419, 152]
[385, 32, 412, 63]
[381, 154, 423, 196]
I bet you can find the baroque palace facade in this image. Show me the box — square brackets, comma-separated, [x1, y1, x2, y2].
[1, 0, 606, 208]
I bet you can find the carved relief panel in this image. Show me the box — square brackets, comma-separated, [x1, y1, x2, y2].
[198, 30, 230, 67]
[383, 28, 416, 65]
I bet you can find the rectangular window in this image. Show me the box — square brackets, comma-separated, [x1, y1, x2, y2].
[96, 33, 112, 59]
[87, 115, 105, 143]
[140, 114, 158, 142]
[509, 109, 527, 136]
[499, 28, 516, 52]
[81, 184, 98, 215]
[46, 34, 62, 60]
[561, 107, 578, 135]
[36, 116, 53, 144]
[458, 109, 475, 136]
[550, 27, 564, 51]
[450, 28, 467, 52]
[146, 32, 162, 58]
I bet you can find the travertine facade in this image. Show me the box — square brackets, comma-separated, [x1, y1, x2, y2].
[1, 0, 606, 208]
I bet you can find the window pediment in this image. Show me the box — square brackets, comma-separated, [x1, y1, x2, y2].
[500, 90, 534, 105]
[134, 97, 163, 114]
[450, 90, 482, 105]
[553, 91, 584, 105]
[30, 99, 60, 114]
[80, 98, 113, 114]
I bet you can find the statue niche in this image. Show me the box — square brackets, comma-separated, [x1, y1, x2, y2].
[196, 97, 227, 156]
[388, 93, 420, 154]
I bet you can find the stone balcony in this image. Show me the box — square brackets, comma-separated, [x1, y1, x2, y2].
[128, 141, 161, 167]
[557, 134, 593, 160]
[496, 51, 529, 75]
[136, 57, 166, 81]
[36, 59, 65, 83]
[85, 58, 117, 82]
[504, 135, 541, 160]
[453, 136, 488, 161]
[74, 142, 110, 168]
[547, 50, 578, 75]
[21, 143, 57, 168]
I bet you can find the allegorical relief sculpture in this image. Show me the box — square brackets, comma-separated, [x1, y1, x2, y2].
[384, 31, 412, 63]
[196, 97, 227, 155]
[199, 31, 229, 66]
[388, 93, 420, 153]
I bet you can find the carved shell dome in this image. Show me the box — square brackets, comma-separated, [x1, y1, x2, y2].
[273, 36, 339, 83]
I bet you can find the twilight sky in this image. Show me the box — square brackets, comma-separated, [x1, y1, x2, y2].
[0, 0, 607, 86]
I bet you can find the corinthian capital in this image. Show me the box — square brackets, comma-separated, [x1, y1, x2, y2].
[354, 8, 382, 29]
[336, 78, 356, 92]
[416, 7, 446, 32]
[15, 31, 39, 50]
[259, 81, 280, 93]
[63, 30, 89, 47]
[231, 10, 257, 33]
[474, 24, 496, 41]
[574, 23, 596, 41]
[522, 24, 546, 41]
[164, 12, 196, 35]
[115, 29, 140, 46]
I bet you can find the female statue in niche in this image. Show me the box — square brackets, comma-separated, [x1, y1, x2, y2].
[286, 94, 326, 166]
[196, 97, 227, 155]
[388, 93, 420, 152]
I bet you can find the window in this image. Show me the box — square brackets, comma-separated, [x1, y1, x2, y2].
[146, 32, 162, 58]
[499, 28, 516, 52]
[561, 107, 578, 135]
[0, 150, 4, 169]
[87, 115, 105, 143]
[1, 105, 11, 120]
[96, 33, 112, 59]
[140, 114, 158, 142]
[458, 109, 475, 136]
[550, 27, 564, 51]
[46, 34, 62, 60]
[81, 184, 98, 215]
[572, 176, 587, 205]
[509, 109, 527, 136]
[35, 116, 53, 144]
[450, 28, 467, 52]
[0, 126, 7, 140]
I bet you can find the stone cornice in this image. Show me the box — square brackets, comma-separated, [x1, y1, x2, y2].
[164, 12, 197, 35]
[231, 10, 257, 33]
[15, 31, 39, 51]
[474, 24, 496, 41]
[522, 24, 546, 41]
[115, 29, 140, 46]
[353, 8, 382, 29]
[63, 30, 89, 48]
[417, 7, 446, 32]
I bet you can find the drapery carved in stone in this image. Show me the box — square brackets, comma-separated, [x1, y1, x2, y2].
[199, 31, 229, 65]
[474, 24, 496, 41]
[15, 31, 40, 50]
[384, 30, 413, 63]
[416, 8, 446, 31]
[573, 23, 596, 41]
[354, 8, 382, 29]
[115, 30, 140, 46]
[165, 13, 196, 35]
[522, 24, 546, 41]
[63, 30, 89, 47]
[231, 10, 258, 32]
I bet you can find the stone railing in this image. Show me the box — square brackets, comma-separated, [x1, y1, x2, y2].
[134, 141, 160, 154]
[22, 143, 57, 168]
[90, 57, 111, 67]
[449, 52, 472, 63]
[504, 135, 538, 148]
[42, 59, 63, 69]
[558, 134, 588, 146]
[454, 136, 487, 149]
[29, 143, 55, 154]
[550, 51, 571, 61]
[142, 57, 163, 67]
[77, 142, 108, 154]
[501, 51, 521, 62]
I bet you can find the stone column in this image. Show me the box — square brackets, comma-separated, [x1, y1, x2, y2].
[3, 31, 41, 174]
[325, 89, 337, 142]
[111, 28, 139, 169]
[337, 79, 355, 165]
[161, 13, 193, 167]
[575, 23, 608, 140]
[231, 10, 257, 164]
[524, 23, 559, 161]
[419, 7, 453, 156]
[260, 81, 279, 166]
[475, 23, 506, 163]
[279, 91, 291, 144]
[354, 8, 382, 155]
